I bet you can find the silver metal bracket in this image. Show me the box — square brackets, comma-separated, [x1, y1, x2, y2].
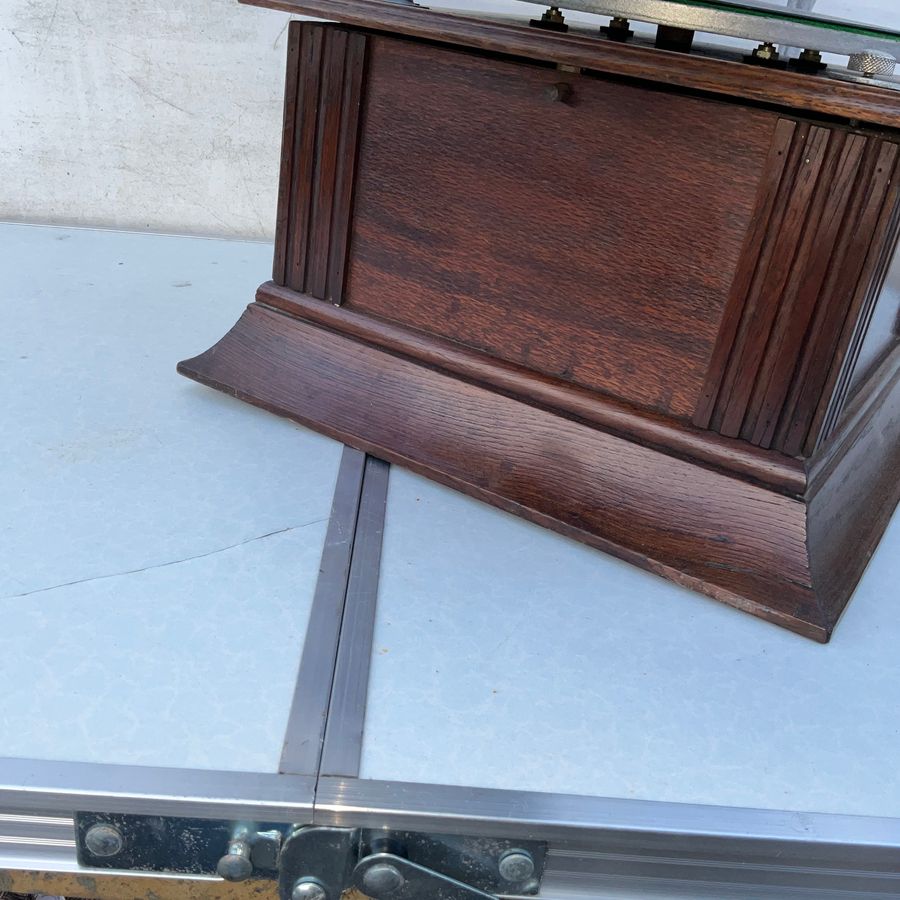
[278, 826, 547, 900]
[75, 814, 546, 897]
[75, 812, 288, 880]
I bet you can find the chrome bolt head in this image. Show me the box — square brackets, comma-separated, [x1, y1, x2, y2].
[292, 877, 328, 900]
[217, 838, 254, 882]
[84, 823, 124, 858]
[217, 853, 253, 882]
[498, 848, 535, 882]
[361, 862, 405, 895]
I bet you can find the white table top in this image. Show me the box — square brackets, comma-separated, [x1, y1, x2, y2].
[363, 468, 900, 819]
[0, 223, 343, 772]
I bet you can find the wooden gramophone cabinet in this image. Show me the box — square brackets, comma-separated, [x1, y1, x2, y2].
[179, 0, 900, 641]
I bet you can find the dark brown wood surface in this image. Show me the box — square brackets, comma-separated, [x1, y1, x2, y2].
[277, 23, 367, 304]
[808, 345, 900, 629]
[841, 251, 900, 401]
[259, 281, 807, 493]
[180, 19, 900, 639]
[272, 20, 302, 285]
[240, 0, 900, 130]
[815, 176, 900, 450]
[775, 145, 900, 455]
[694, 124, 900, 455]
[345, 36, 774, 418]
[179, 302, 829, 640]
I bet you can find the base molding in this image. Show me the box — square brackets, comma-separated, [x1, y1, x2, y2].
[258, 282, 806, 495]
[178, 298, 898, 641]
[807, 348, 900, 629]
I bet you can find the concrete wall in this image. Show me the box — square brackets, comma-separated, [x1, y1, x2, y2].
[2, 0, 898, 240]
[2, 0, 294, 240]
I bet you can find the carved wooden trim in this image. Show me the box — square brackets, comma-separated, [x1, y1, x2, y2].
[694, 120, 900, 456]
[272, 22, 302, 285]
[813, 169, 900, 452]
[257, 280, 808, 495]
[272, 23, 367, 303]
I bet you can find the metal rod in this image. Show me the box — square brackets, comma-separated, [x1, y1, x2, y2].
[279, 447, 367, 775]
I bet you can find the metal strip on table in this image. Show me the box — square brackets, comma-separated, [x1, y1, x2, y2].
[279, 447, 367, 776]
[319, 456, 390, 778]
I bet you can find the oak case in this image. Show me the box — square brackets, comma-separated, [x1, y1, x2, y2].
[180, 15, 900, 641]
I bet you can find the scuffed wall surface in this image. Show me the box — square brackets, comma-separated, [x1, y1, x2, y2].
[1, 0, 296, 239]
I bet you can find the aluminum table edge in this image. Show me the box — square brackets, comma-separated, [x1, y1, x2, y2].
[313, 775, 900, 858]
[0, 758, 315, 822]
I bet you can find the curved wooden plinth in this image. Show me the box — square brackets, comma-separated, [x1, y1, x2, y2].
[178, 300, 900, 642]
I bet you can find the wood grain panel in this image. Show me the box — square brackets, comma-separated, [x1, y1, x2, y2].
[844, 250, 900, 399]
[272, 21, 303, 285]
[286, 25, 323, 291]
[814, 156, 900, 451]
[743, 131, 866, 447]
[327, 31, 368, 304]
[808, 347, 900, 629]
[344, 36, 775, 418]
[783, 150, 900, 455]
[306, 28, 349, 299]
[277, 24, 367, 304]
[695, 123, 900, 455]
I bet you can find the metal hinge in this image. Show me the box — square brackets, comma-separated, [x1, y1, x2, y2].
[279, 826, 546, 900]
[74, 814, 546, 898]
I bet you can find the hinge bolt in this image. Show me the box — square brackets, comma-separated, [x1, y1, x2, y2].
[84, 823, 124, 858]
[292, 877, 328, 900]
[498, 848, 535, 882]
[752, 41, 779, 62]
[217, 839, 254, 882]
[529, 5, 568, 32]
[361, 862, 406, 896]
